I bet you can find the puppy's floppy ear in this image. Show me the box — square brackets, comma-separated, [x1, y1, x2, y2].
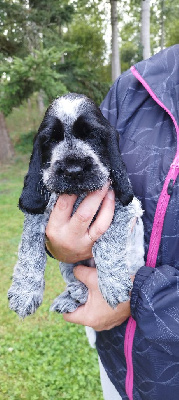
[107, 125, 133, 206]
[19, 137, 50, 214]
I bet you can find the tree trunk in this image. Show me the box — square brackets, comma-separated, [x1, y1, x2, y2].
[0, 112, 14, 163]
[160, 0, 165, 50]
[140, 0, 151, 59]
[110, 0, 121, 81]
[38, 90, 45, 115]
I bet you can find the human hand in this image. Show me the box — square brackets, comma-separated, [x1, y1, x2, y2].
[63, 266, 132, 331]
[45, 183, 115, 263]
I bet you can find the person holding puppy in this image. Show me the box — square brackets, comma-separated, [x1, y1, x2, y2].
[46, 45, 179, 400]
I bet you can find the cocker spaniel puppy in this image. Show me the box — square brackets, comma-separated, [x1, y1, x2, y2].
[8, 93, 144, 318]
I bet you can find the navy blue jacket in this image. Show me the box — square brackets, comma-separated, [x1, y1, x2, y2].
[96, 45, 179, 400]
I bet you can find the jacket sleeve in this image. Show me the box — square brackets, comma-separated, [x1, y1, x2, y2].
[131, 264, 179, 356]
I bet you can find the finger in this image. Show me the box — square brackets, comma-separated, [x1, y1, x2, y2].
[73, 265, 97, 288]
[88, 189, 115, 241]
[63, 267, 95, 325]
[70, 182, 110, 237]
[48, 194, 77, 228]
[63, 304, 87, 325]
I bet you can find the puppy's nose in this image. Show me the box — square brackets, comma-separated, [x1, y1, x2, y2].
[64, 165, 83, 177]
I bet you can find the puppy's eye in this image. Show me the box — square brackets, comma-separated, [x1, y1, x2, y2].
[39, 116, 64, 147]
[73, 116, 92, 141]
[51, 127, 64, 143]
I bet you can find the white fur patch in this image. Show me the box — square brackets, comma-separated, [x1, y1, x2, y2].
[50, 97, 86, 124]
[125, 198, 144, 275]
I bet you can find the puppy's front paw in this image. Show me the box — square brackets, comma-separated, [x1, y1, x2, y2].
[50, 291, 79, 313]
[98, 271, 132, 308]
[67, 281, 88, 303]
[50, 281, 88, 313]
[8, 280, 45, 318]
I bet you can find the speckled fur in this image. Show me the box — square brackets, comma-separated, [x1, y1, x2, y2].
[8, 193, 58, 318]
[8, 93, 144, 318]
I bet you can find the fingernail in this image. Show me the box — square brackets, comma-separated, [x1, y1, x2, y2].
[107, 190, 115, 200]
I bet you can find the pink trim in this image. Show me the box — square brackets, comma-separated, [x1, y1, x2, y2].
[124, 317, 136, 400]
[146, 166, 178, 268]
[131, 66, 179, 268]
[124, 66, 179, 400]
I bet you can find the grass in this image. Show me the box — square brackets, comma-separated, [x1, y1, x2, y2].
[0, 154, 103, 400]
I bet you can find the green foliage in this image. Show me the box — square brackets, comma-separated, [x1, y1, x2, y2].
[28, 0, 75, 50]
[0, 0, 28, 57]
[13, 130, 35, 154]
[163, 0, 179, 47]
[121, 0, 179, 69]
[0, 0, 110, 117]
[65, 20, 106, 69]
[6, 93, 44, 140]
[0, 157, 103, 400]
[0, 0, 178, 118]
[120, 41, 142, 72]
[150, 0, 179, 51]
[0, 48, 68, 116]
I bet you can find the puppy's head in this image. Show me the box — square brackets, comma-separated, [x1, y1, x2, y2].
[19, 93, 133, 214]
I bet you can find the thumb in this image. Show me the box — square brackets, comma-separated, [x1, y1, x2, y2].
[73, 265, 97, 288]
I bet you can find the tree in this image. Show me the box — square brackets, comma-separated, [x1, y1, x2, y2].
[160, 0, 165, 50]
[0, 0, 28, 162]
[0, 112, 14, 163]
[140, 0, 151, 59]
[61, 2, 109, 103]
[110, 0, 121, 81]
[162, 0, 179, 47]
[0, 0, 109, 113]
[0, 48, 68, 116]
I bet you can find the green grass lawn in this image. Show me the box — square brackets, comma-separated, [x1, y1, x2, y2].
[0, 155, 103, 400]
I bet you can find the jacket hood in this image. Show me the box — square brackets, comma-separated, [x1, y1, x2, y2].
[133, 44, 179, 125]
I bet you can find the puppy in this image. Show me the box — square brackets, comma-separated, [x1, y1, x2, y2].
[8, 93, 144, 318]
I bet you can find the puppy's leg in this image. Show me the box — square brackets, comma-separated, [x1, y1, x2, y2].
[8, 193, 58, 318]
[8, 213, 47, 318]
[50, 262, 88, 313]
[92, 198, 144, 308]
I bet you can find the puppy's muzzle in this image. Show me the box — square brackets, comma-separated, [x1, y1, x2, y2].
[55, 157, 93, 179]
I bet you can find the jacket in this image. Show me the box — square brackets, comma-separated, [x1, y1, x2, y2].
[96, 44, 179, 400]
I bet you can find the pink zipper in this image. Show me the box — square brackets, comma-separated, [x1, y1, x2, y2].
[124, 65, 179, 400]
[124, 317, 136, 400]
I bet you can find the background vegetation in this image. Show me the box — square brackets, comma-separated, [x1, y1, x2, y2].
[1, 0, 179, 116]
[0, 1, 178, 399]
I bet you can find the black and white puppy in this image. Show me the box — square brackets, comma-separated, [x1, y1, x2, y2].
[8, 93, 144, 318]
